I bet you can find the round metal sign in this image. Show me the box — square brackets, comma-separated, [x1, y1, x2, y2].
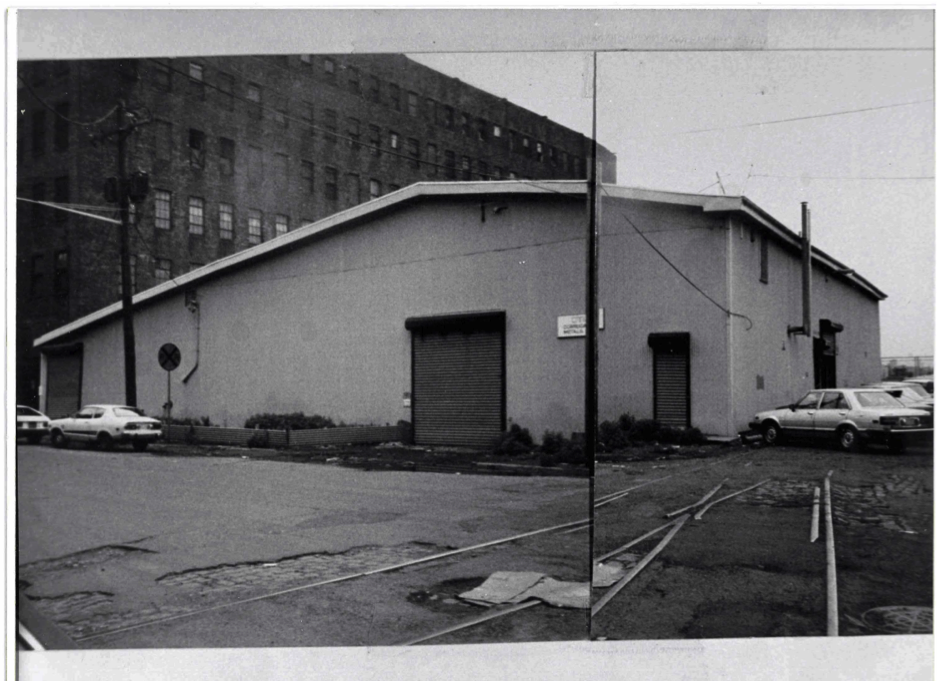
[158, 343, 181, 372]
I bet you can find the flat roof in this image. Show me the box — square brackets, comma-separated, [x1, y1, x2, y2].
[35, 181, 885, 348]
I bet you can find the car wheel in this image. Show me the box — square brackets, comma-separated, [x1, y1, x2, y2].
[96, 432, 114, 451]
[762, 421, 782, 445]
[26, 433, 43, 445]
[132, 441, 149, 452]
[838, 425, 861, 452]
[51, 430, 67, 449]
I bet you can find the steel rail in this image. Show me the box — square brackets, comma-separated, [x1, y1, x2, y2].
[824, 471, 839, 636]
[399, 601, 540, 646]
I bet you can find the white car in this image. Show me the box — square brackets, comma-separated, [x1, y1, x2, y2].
[749, 388, 932, 453]
[49, 404, 162, 452]
[17, 405, 51, 444]
[866, 382, 934, 414]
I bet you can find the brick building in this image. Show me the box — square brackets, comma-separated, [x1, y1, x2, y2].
[16, 54, 617, 407]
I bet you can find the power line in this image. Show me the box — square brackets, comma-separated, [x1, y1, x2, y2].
[751, 173, 934, 181]
[17, 74, 119, 127]
[678, 98, 932, 135]
[600, 187, 753, 331]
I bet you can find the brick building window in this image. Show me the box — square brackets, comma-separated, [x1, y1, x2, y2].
[300, 54, 312, 65]
[246, 82, 262, 119]
[324, 167, 338, 200]
[493, 124, 502, 138]
[426, 144, 438, 177]
[248, 209, 262, 244]
[509, 170, 518, 180]
[275, 214, 289, 236]
[188, 129, 205, 168]
[536, 141, 544, 162]
[572, 156, 581, 176]
[389, 84, 400, 111]
[155, 258, 172, 282]
[509, 130, 518, 151]
[155, 120, 172, 161]
[219, 203, 234, 240]
[369, 125, 381, 156]
[31, 182, 45, 225]
[219, 137, 235, 175]
[324, 109, 337, 143]
[275, 152, 289, 181]
[461, 156, 472, 180]
[389, 132, 399, 151]
[559, 150, 568, 170]
[407, 91, 419, 117]
[31, 110, 46, 157]
[218, 72, 234, 111]
[369, 179, 382, 200]
[444, 150, 456, 179]
[522, 136, 530, 156]
[477, 118, 488, 141]
[155, 190, 172, 229]
[53, 176, 69, 222]
[323, 58, 336, 84]
[53, 250, 69, 295]
[188, 196, 205, 234]
[493, 166, 503, 180]
[347, 66, 360, 93]
[367, 75, 380, 102]
[128, 202, 137, 225]
[29, 255, 44, 298]
[54, 103, 69, 151]
[407, 138, 419, 169]
[154, 62, 171, 91]
[444, 106, 454, 129]
[117, 255, 138, 297]
[460, 112, 470, 135]
[301, 160, 315, 194]
[425, 98, 436, 124]
[247, 145, 263, 180]
[549, 146, 557, 166]
[477, 161, 489, 180]
[347, 117, 361, 150]
[188, 62, 204, 100]
[346, 174, 360, 206]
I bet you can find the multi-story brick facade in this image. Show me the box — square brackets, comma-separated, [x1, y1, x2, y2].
[16, 53, 617, 406]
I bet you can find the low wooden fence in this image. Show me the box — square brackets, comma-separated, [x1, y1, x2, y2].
[163, 424, 403, 449]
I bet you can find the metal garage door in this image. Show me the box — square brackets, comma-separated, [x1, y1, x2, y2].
[45, 347, 83, 418]
[407, 312, 505, 448]
[648, 333, 690, 428]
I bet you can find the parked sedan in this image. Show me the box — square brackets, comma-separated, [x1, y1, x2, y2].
[16, 406, 50, 444]
[866, 382, 934, 414]
[749, 388, 932, 452]
[49, 405, 162, 451]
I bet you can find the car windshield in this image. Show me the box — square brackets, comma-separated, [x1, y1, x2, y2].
[114, 407, 145, 418]
[900, 384, 930, 399]
[854, 392, 904, 409]
[17, 406, 41, 416]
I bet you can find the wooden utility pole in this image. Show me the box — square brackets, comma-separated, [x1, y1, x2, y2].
[117, 101, 138, 407]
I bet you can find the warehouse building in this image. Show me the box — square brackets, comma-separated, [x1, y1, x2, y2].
[34, 182, 884, 444]
[16, 54, 616, 407]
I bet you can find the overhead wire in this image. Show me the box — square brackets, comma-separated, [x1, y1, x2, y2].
[17, 74, 119, 127]
[600, 186, 754, 331]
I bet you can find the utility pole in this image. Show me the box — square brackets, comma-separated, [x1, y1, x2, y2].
[95, 100, 150, 407]
[586, 51, 598, 481]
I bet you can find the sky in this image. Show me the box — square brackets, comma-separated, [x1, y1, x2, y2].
[412, 48, 934, 358]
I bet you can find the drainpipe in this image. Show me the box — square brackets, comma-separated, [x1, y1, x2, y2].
[182, 298, 200, 383]
[787, 202, 812, 337]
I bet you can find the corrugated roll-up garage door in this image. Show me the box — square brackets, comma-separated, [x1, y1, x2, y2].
[648, 333, 690, 428]
[44, 345, 83, 418]
[406, 311, 505, 448]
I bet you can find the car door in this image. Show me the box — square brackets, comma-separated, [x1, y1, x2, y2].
[780, 391, 823, 437]
[813, 391, 848, 439]
[62, 408, 94, 440]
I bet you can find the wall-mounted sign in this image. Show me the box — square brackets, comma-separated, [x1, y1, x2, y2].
[557, 314, 586, 338]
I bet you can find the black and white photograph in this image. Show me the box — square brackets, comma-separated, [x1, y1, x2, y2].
[9, 8, 934, 680]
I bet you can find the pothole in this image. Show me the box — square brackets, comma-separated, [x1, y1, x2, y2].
[157, 541, 452, 593]
[20, 545, 156, 580]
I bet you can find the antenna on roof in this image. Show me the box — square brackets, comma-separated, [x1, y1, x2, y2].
[715, 172, 727, 195]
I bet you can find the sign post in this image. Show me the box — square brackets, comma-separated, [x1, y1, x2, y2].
[158, 343, 181, 442]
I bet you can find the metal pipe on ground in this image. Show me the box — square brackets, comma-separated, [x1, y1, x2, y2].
[664, 478, 728, 518]
[693, 479, 771, 520]
[594, 517, 679, 563]
[399, 601, 539, 646]
[810, 485, 821, 543]
[825, 471, 839, 636]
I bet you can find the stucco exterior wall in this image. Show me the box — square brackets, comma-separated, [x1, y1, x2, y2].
[74, 195, 588, 439]
[727, 216, 882, 433]
[597, 197, 731, 435]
